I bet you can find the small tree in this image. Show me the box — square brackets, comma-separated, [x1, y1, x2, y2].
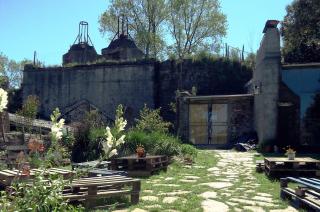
[135, 105, 171, 133]
[281, 0, 320, 63]
[17, 95, 39, 133]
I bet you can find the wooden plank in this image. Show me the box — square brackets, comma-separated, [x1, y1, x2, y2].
[72, 177, 137, 185]
[300, 178, 320, 186]
[63, 189, 131, 201]
[71, 179, 140, 187]
[5, 145, 28, 151]
[287, 177, 320, 192]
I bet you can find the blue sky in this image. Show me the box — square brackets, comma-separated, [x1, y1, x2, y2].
[0, 0, 292, 65]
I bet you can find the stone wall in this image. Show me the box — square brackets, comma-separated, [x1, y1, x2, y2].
[157, 59, 252, 123]
[22, 62, 155, 125]
[253, 24, 281, 144]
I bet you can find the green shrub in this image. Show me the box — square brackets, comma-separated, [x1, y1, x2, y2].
[135, 105, 171, 133]
[122, 129, 183, 157]
[0, 170, 83, 211]
[180, 144, 198, 160]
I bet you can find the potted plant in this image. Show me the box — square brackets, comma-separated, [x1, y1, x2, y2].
[136, 144, 145, 158]
[284, 146, 296, 160]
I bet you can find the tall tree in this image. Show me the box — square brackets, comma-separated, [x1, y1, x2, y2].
[99, 0, 168, 59]
[167, 0, 227, 60]
[0, 52, 32, 88]
[281, 0, 320, 63]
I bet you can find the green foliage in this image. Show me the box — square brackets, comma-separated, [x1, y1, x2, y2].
[167, 0, 227, 59]
[99, 0, 227, 60]
[0, 52, 32, 88]
[16, 95, 40, 133]
[180, 144, 198, 160]
[135, 105, 171, 133]
[0, 171, 83, 211]
[99, 0, 168, 59]
[123, 129, 183, 157]
[281, 0, 320, 63]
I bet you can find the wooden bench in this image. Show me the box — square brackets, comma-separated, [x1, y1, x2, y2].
[0, 168, 74, 186]
[62, 175, 141, 207]
[280, 177, 320, 211]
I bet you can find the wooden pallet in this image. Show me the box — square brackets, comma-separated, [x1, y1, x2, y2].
[265, 157, 320, 177]
[62, 175, 141, 207]
[0, 168, 74, 186]
[280, 177, 320, 211]
[111, 155, 168, 177]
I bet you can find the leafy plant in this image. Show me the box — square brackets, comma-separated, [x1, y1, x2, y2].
[0, 170, 83, 211]
[16, 95, 39, 133]
[135, 105, 171, 133]
[122, 129, 183, 157]
[180, 144, 198, 160]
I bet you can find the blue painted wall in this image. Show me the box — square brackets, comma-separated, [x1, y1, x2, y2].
[282, 67, 320, 118]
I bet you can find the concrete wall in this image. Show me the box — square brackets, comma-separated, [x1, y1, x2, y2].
[22, 62, 155, 125]
[282, 64, 320, 118]
[253, 26, 281, 143]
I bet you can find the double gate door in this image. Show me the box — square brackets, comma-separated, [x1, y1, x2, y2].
[189, 103, 228, 145]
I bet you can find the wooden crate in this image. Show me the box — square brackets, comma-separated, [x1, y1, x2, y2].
[111, 155, 168, 177]
[280, 177, 320, 211]
[62, 175, 141, 207]
[0, 168, 74, 186]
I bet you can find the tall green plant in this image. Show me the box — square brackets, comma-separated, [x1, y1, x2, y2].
[135, 105, 171, 133]
[17, 95, 39, 133]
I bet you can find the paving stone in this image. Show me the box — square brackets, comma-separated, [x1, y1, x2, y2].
[252, 195, 274, 203]
[153, 184, 180, 187]
[257, 192, 273, 197]
[112, 210, 128, 212]
[163, 197, 179, 204]
[131, 209, 148, 212]
[143, 190, 153, 193]
[207, 167, 220, 172]
[159, 190, 191, 196]
[141, 196, 159, 202]
[145, 204, 161, 209]
[201, 182, 233, 189]
[225, 201, 238, 206]
[179, 179, 197, 183]
[198, 191, 217, 199]
[164, 177, 174, 181]
[229, 198, 256, 205]
[201, 199, 229, 212]
[243, 206, 265, 212]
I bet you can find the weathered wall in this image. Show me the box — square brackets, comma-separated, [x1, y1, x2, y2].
[177, 94, 254, 146]
[253, 26, 281, 143]
[157, 59, 252, 123]
[22, 62, 155, 125]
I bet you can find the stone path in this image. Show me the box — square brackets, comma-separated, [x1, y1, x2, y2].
[114, 150, 298, 212]
[200, 150, 298, 212]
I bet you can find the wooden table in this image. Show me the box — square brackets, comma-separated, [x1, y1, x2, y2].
[0, 168, 74, 186]
[264, 157, 320, 177]
[111, 155, 168, 177]
[63, 175, 141, 207]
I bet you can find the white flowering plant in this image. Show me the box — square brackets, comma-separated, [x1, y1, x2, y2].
[0, 88, 8, 113]
[47, 108, 67, 166]
[101, 105, 127, 160]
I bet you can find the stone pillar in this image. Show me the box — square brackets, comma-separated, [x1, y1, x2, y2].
[253, 20, 281, 144]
